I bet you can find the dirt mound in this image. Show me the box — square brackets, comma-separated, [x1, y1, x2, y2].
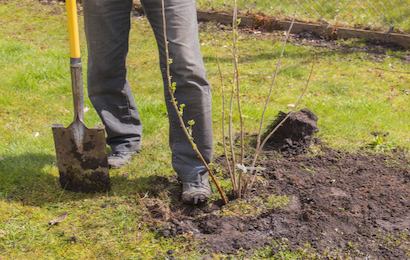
[149, 148, 410, 258]
[144, 110, 409, 258]
[263, 109, 319, 157]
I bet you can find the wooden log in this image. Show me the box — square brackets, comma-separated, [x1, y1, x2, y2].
[132, 5, 410, 49]
[196, 10, 410, 49]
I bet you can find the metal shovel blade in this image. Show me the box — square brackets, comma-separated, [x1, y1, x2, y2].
[52, 0, 110, 193]
[52, 120, 110, 192]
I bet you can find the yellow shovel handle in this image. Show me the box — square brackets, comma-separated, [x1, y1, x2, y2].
[66, 0, 80, 58]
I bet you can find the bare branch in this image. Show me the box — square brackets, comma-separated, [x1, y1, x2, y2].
[242, 4, 300, 196]
[255, 3, 298, 153]
[161, 0, 227, 204]
[213, 32, 236, 191]
[232, 0, 244, 198]
[244, 56, 316, 195]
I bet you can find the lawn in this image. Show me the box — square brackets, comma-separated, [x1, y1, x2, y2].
[197, 0, 410, 33]
[0, 0, 409, 259]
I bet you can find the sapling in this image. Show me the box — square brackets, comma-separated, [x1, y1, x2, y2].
[231, 1, 245, 199]
[216, 3, 316, 198]
[160, 0, 312, 202]
[160, 0, 227, 204]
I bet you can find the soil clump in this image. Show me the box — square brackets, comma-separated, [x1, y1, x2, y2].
[262, 108, 319, 157]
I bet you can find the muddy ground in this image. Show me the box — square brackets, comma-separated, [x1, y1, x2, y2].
[148, 143, 410, 259]
[153, 150, 410, 259]
[144, 31, 410, 259]
[145, 108, 410, 259]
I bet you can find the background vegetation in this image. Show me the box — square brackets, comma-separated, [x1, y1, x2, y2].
[0, 0, 409, 258]
[195, 0, 410, 33]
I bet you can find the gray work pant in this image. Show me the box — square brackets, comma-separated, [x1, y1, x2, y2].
[83, 0, 213, 182]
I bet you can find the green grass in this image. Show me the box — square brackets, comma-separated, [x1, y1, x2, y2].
[1, 0, 410, 259]
[196, 0, 410, 33]
[201, 26, 410, 152]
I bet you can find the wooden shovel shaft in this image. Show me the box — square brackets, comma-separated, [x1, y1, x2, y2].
[66, 0, 80, 59]
[66, 0, 84, 122]
[65, 0, 83, 122]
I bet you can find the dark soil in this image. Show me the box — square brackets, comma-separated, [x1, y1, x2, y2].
[150, 149, 410, 259]
[146, 110, 410, 259]
[288, 30, 410, 63]
[262, 108, 319, 157]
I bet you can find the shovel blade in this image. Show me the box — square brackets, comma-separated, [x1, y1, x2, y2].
[52, 120, 110, 192]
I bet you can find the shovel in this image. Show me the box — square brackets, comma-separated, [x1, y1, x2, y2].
[52, 0, 110, 192]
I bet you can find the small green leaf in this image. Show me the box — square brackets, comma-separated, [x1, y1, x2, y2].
[179, 104, 185, 116]
[171, 82, 177, 93]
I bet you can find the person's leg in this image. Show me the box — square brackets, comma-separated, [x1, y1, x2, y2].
[83, 0, 142, 160]
[141, 0, 213, 202]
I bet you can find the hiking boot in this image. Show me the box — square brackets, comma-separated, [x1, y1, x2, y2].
[181, 179, 212, 204]
[107, 151, 137, 169]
